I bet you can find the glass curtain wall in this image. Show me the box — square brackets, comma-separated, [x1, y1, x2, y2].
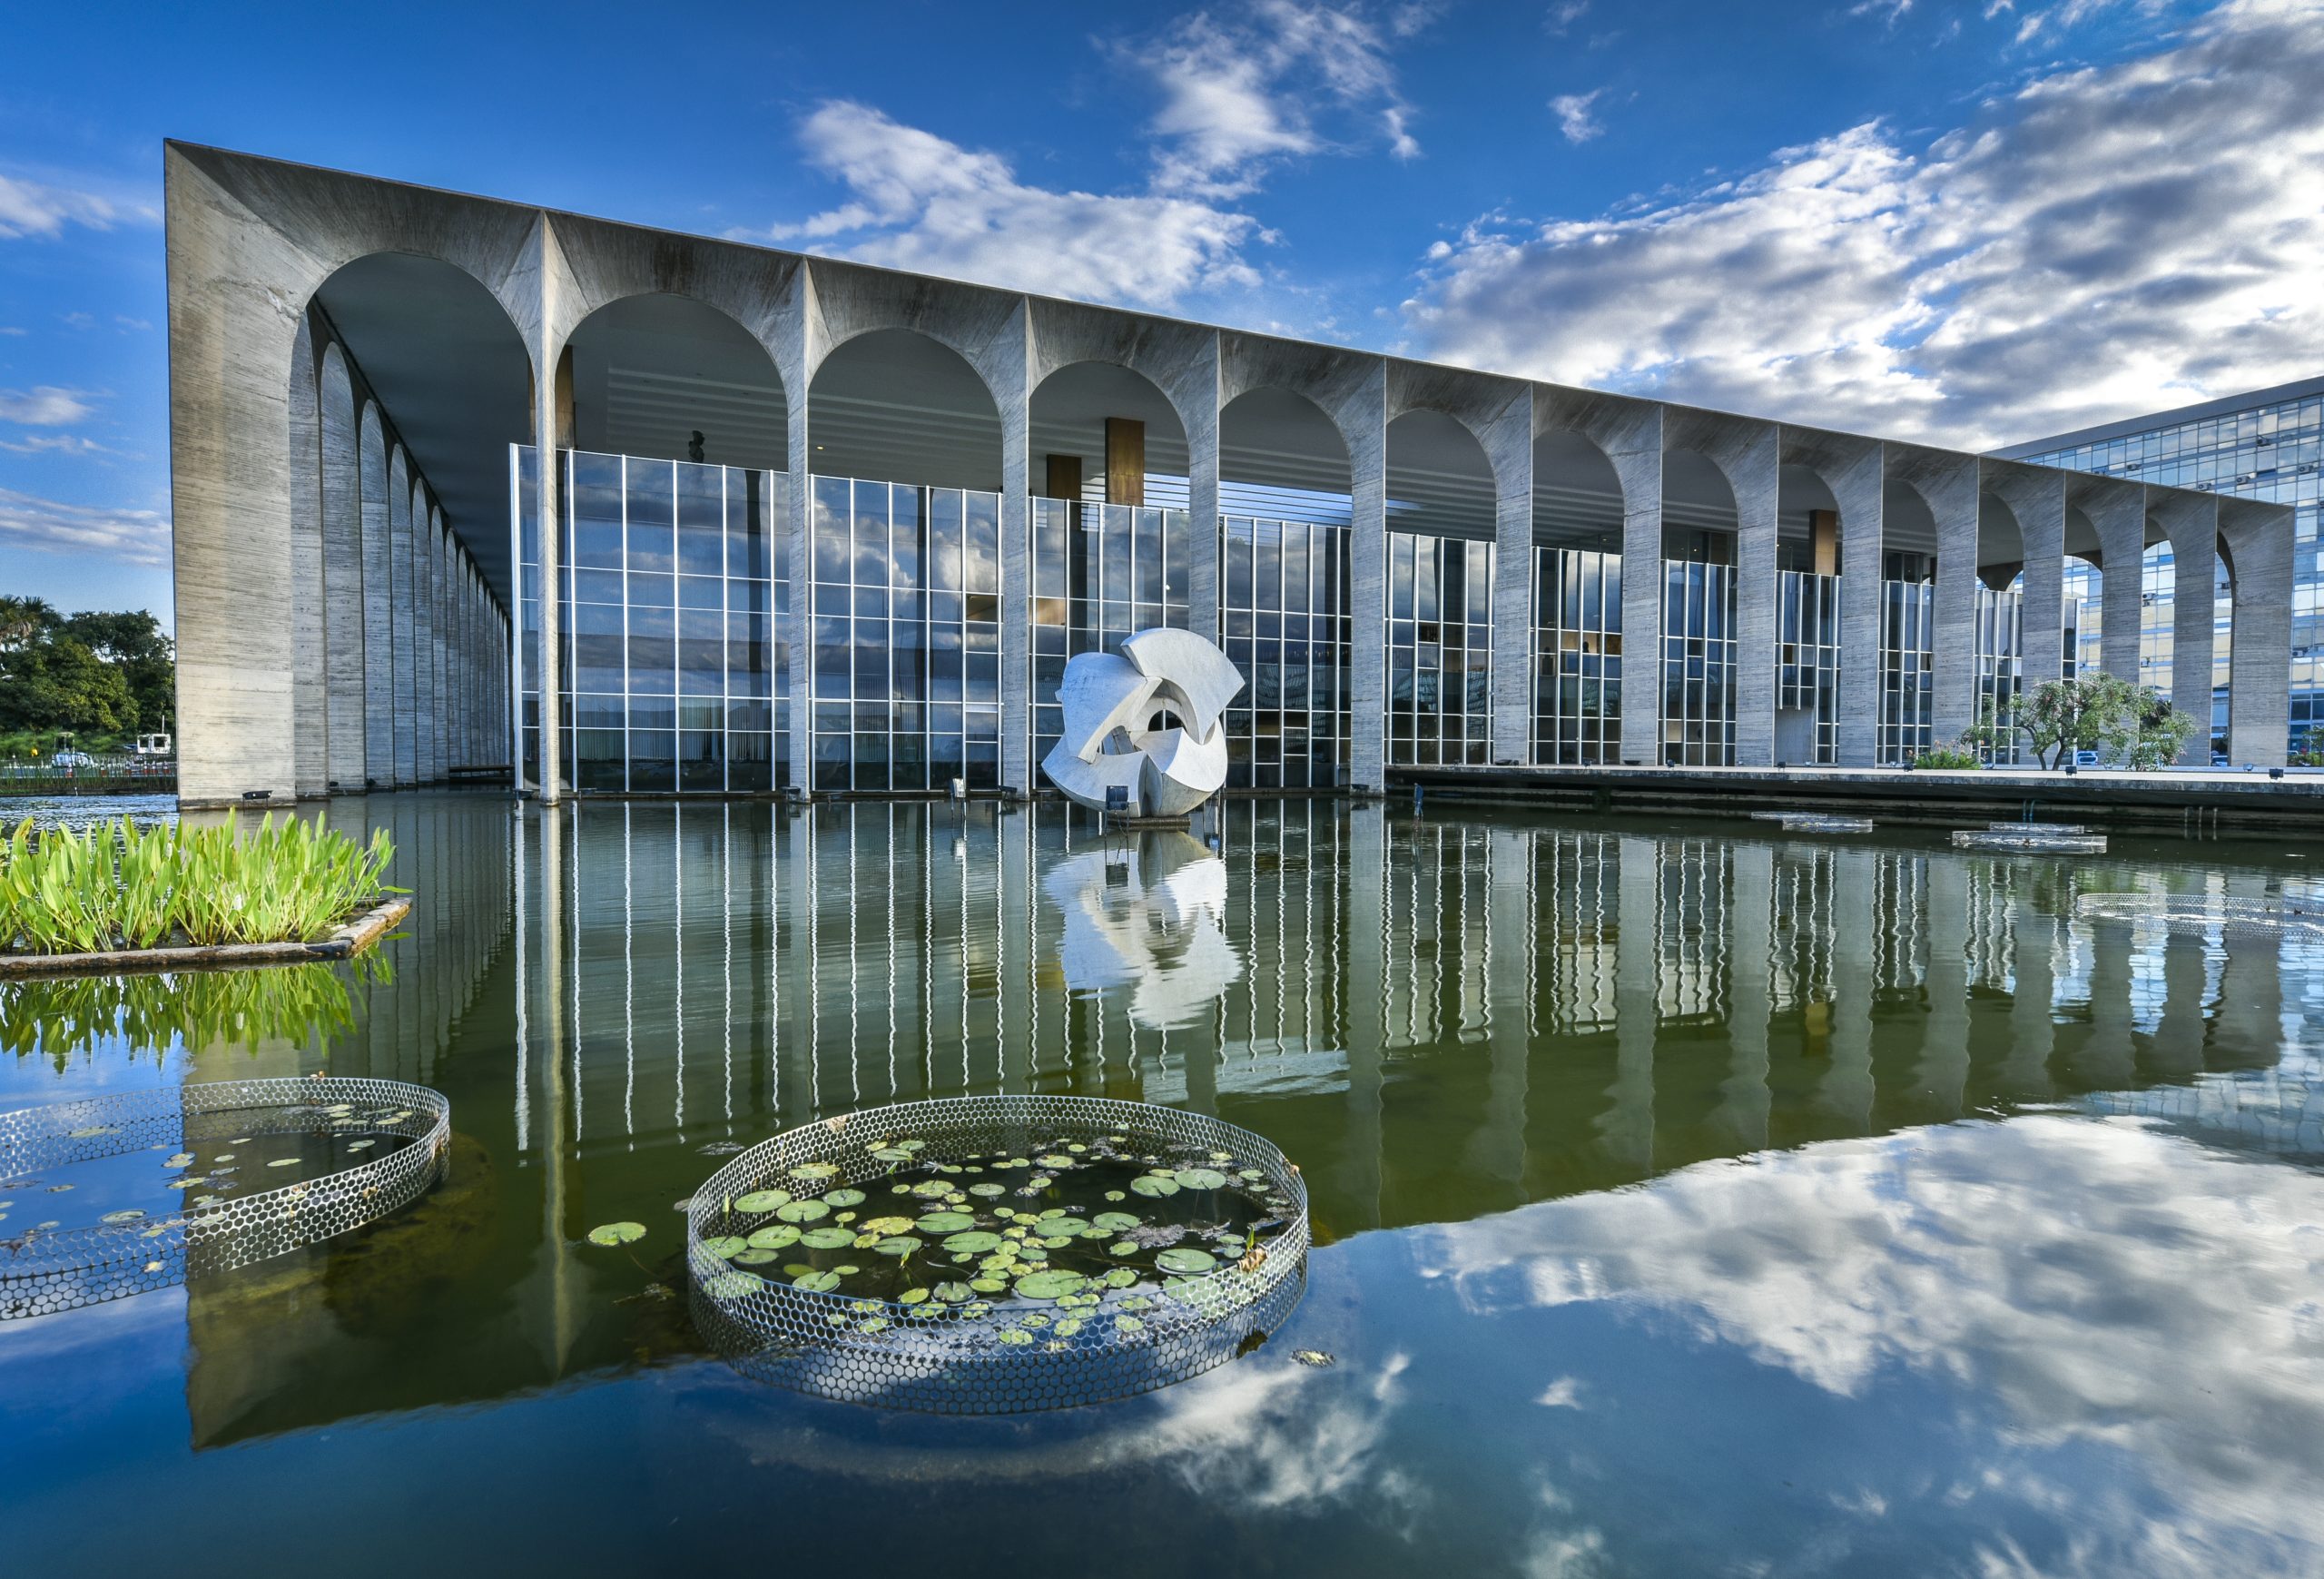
[1879, 574, 1935, 764]
[1029, 498, 1192, 768]
[1386, 532, 1494, 766]
[1660, 560, 1737, 765]
[812, 476, 1000, 794]
[1777, 569, 1841, 765]
[1974, 583, 2024, 764]
[1531, 547, 1622, 765]
[1223, 516, 1352, 789]
[513, 446, 786, 794]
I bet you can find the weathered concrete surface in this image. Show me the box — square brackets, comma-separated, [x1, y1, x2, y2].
[1783, 429, 1882, 766]
[2152, 489, 2220, 765]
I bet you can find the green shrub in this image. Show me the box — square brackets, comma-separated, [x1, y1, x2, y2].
[0, 813, 397, 954]
[1906, 745, 1984, 771]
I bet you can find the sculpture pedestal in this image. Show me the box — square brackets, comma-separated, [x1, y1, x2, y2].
[1104, 813, 1194, 830]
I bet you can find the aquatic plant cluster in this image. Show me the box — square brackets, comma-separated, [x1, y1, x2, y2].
[0, 814, 396, 953]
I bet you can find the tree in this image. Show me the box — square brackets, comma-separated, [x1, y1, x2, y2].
[2004, 672, 2200, 771]
[2121, 694, 2199, 771]
[61, 608, 173, 735]
[0, 599, 172, 745]
[0, 632, 135, 735]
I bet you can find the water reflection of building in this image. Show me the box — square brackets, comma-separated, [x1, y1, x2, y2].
[170, 795, 2318, 1442]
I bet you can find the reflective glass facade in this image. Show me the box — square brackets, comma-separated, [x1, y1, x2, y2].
[1029, 498, 1191, 769]
[1531, 548, 1622, 765]
[2016, 384, 2323, 753]
[1973, 584, 2024, 765]
[1776, 570, 1840, 765]
[1660, 560, 1736, 765]
[514, 447, 787, 794]
[1223, 516, 1352, 789]
[1386, 532, 1493, 766]
[811, 476, 1000, 794]
[1879, 577, 1935, 764]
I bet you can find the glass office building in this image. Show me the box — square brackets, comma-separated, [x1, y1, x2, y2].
[2001, 375, 2324, 755]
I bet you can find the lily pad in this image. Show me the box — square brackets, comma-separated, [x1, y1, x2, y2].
[968, 1182, 1006, 1197]
[822, 1188, 866, 1208]
[789, 1162, 840, 1181]
[934, 1281, 973, 1303]
[1092, 1211, 1141, 1232]
[970, 1278, 1008, 1294]
[702, 1235, 748, 1259]
[872, 1236, 921, 1257]
[100, 1209, 146, 1225]
[746, 1224, 802, 1250]
[942, 1230, 1004, 1254]
[798, 1227, 855, 1249]
[1116, 1315, 1145, 1333]
[898, 1288, 931, 1305]
[586, 1221, 647, 1247]
[163, 1153, 193, 1168]
[733, 1248, 779, 1267]
[1110, 1240, 1139, 1257]
[791, 1270, 841, 1293]
[1103, 1268, 1138, 1288]
[996, 1328, 1034, 1346]
[774, 1199, 831, 1223]
[734, 1189, 793, 1213]
[911, 1180, 952, 1198]
[1129, 1175, 1180, 1198]
[1173, 1167, 1229, 1190]
[1012, 1269, 1087, 1299]
[704, 1270, 763, 1300]
[869, 1147, 915, 1162]
[1156, 1247, 1216, 1274]
[914, 1210, 978, 1233]
[1034, 1216, 1090, 1239]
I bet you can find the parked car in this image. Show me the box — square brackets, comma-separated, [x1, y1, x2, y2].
[2073, 750, 2101, 768]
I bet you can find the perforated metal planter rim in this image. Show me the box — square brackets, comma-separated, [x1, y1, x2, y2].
[685, 1094, 1310, 1412]
[0, 1076, 451, 1321]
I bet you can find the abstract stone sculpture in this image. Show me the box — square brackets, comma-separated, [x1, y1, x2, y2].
[1041, 629, 1244, 818]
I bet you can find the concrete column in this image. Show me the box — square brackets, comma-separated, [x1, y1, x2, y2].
[994, 301, 1034, 797]
[2076, 478, 2145, 682]
[1811, 439, 1884, 767]
[2004, 469, 2067, 691]
[1346, 365, 1389, 793]
[287, 319, 328, 800]
[531, 219, 571, 804]
[414, 508, 438, 784]
[2002, 892, 2055, 1097]
[359, 406, 392, 787]
[390, 459, 416, 785]
[775, 269, 813, 799]
[2221, 497, 2294, 766]
[433, 515, 452, 779]
[2154, 490, 2219, 763]
[320, 350, 364, 792]
[1893, 449, 1980, 746]
[1916, 855, 1970, 1116]
[1182, 336, 1223, 644]
[1486, 390, 1535, 766]
[1725, 428, 1779, 766]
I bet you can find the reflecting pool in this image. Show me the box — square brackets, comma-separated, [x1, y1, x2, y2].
[3, 795, 2321, 1576]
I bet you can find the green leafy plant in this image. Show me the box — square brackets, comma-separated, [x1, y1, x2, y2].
[1906, 745, 1984, 770]
[0, 813, 398, 955]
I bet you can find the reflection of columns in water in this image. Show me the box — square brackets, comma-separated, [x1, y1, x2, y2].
[778, 805, 816, 1121]
[1468, 827, 1532, 1194]
[2213, 870, 2285, 1069]
[2003, 883, 2057, 1098]
[1915, 856, 1971, 1118]
[1605, 835, 1658, 1176]
[1818, 848, 1877, 1130]
[2077, 915, 2138, 1091]
[1718, 842, 1772, 1152]
[1000, 803, 1035, 1097]
[2152, 893, 2212, 1082]
[537, 803, 577, 1374]
[1343, 804, 1386, 1232]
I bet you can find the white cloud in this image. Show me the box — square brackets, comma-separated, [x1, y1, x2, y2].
[0, 433, 116, 457]
[1139, 1, 1423, 198]
[1849, 0, 1916, 23]
[0, 487, 171, 565]
[1545, 2, 1591, 35]
[752, 102, 1263, 308]
[0, 386, 95, 426]
[1549, 91, 1604, 143]
[1403, 0, 2324, 449]
[0, 173, 135, 241]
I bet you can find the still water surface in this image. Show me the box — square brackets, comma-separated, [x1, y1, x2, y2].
[3, 794, 2321, 1576]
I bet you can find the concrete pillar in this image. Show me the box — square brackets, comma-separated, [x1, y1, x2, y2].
[1182, 338, 1223, 644]
[531, 219, 572, 805]
[1803, 438, 1884, 767]
[359, 405, 392, 787]
[319, 350, 365, 793]
[287, 319, 328, 800]
[1346, 367, 1389, 793]
[2001, 468, 2067, 691]
[413, 505, 437, 784]
[1819, 847, 1876, 1129]
[2153, 490, 2219, 763]
[390, 458, 416, 785]
[1726, 429, 1779, 766]
[1344, 804, 1386, 1229]
[2221, 497, 2294, 766]
[1892, 448, 1980, 747]
[993, 301, 1033, 796]
[774, 266, 813, 798]
[2075, 478, 2146, 682]
[1485, 392, 1535, 767]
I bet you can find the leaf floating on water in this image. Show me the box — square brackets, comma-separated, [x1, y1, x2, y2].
[586, 1221, 646, 1247]
[1156, 1247, 1217, 1274]
[734, 1248, 779, 1267]
[1173, 1168, 1228, 1191]
[798, 1228, 854, 1249]
[1129, 1175, 1179, 1199]
[702, 1236, 748, 1259]
[941, 1230, 1003, 1254]
[970, 1278, 1007, 1294]
[792, 1270, 841, 1293]
[822, 1188, 866, 1209]
[163, 1153, 194, 1168]
[347, 1140, 376, 1150]
[101, 1209, 146, 1224]
[968, 1182, 1006, 1198]
[914, 1210, 977, 1233]
[933, 1281, 972, 1303]
[773, 1199, 831, 1223]
[1102, 1190, 1126, 1202]
[1116, 1315, 1145, 1333]
[1293, 1349, 1335, 1367]
[1012, 1269, 1087, 1300]
[705, 1270, 764, 1300]
[898, 1288, 931, 1306]
[266, 1159, 299, 1169]
[1092, 1211, 1140, 1233]
[788, 1162, 839, 1182]
[746, 1225, 802, 1250]
[734, 1189, 792, 1213]
[996, 1328, 1034, 1346]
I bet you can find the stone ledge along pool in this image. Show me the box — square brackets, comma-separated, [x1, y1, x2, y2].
[3, 792, 2319, 1577]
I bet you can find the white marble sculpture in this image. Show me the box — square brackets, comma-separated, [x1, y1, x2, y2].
[1041, 629, 1244, 817]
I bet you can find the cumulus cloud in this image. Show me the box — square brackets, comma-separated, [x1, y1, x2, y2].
[1403, 0, 2324, 449]
[0, 386, 95, 426]
[1140, 1, 1423, 198]
[752, 102, 1263, 308]
[1548, 91, 1604, 143]
[0, 487, 171, 565]
[0, 173, 140, 240]
[0, 433, 116, 457]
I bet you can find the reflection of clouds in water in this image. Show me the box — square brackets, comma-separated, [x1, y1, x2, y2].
[1423, 1115, 2324, 1562]
[1045, 833, 1242, 1030]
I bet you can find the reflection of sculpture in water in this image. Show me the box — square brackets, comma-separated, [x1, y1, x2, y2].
[1042, 629, 1244, 818]
[1045, 831, 1242, 1031]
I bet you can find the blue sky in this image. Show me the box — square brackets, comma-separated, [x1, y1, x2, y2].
[4, 0, 2318, 628]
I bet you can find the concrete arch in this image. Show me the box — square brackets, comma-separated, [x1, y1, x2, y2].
[287, 316, 327, 798]
[2148, 489, 2220, 762]
[807, 325, 1005, 490]
[1028, 358, 1190, 503]
[1663, 409, 1780, 765]
[1217, 382, 1355, 498]
[1777, 430, 1882, 764]
[561, 289, 789, 470]
[388, 447, 415, 786]
[1026, 301, 1214, 461]
[1385, 407, 1496, 538]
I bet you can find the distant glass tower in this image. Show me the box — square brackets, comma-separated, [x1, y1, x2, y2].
[1997, 376, 2324, 756]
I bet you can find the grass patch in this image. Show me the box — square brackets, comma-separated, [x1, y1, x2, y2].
[0, 813, 398, 954]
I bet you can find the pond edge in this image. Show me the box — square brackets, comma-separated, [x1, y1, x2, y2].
[0, 896, 411, 980]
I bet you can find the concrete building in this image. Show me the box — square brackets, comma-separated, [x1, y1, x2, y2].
[1998, 376, 2324, 758]
[164, 143, 2299, 806]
